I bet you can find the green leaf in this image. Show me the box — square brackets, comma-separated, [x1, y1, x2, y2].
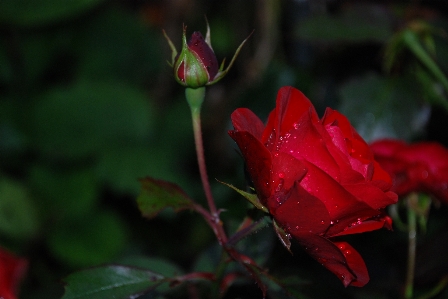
[137, 177, 195, 219]
[0, 177, 39, 239]
[29, 80, 154, 158]
[62, 265, 165, 299]
[0, 0, 106, 26]
[47, 211, 127, 268]
[29, 166, 98, 220]
[338, 74, 430, 142]
[75, 8, 162, 85]
[217, 180, 268, 213]
[118, 256, 184, 294]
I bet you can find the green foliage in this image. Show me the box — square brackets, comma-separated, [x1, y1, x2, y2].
[0, 178, 39, 239]
[29, 81, 153, 158]
[137, 177, 196, 219]
[338, 74, 429, 141]
[61, 265, 165, 299]
[47, 210, 128, 268]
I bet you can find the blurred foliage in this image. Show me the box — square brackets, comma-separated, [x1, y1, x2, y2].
[0, 0, 447, 299]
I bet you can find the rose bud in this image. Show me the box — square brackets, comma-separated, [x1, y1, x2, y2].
[228, 86, 397, 287]
[371, 139, 448, 203]
[163, 21, 251, 89]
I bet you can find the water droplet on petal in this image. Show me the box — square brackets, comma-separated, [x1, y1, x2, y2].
[344, 250, 351, 256]
[320, 220, 325, 225]
[330, 221, 334, 225]
[278, 172, 285, 178]
[338, 244, 346, 250]
[293, 122, 300, 129]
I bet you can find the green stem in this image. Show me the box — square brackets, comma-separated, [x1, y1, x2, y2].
[416, 276, 448, 299]
[185, 87, 228, 245]
[405, 193, 418, 299]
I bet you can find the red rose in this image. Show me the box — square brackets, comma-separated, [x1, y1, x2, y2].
[0, 247, 28, 299]
[370, 139, 448, 203]
[228, 86, 397, 287]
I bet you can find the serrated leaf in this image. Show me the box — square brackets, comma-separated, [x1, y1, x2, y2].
[217, 180, 268, 213]
[62, 265, 165, 299]
[137, 177, 195, 219]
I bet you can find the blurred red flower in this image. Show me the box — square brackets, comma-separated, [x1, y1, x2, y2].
[229, 86, 397, 287]
[0, 247, 27, 299]
[370, 139, 448, 202]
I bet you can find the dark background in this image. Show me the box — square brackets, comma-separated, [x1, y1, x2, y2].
[0, 0, 448, 298]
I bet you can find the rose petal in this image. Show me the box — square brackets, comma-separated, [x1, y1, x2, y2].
[279, 114, 341, 180]
[271, 182, 331, 236]
[228, 130, 272, 203]
[262, 86, 319, 144]
[344, 182, 398, 210]
[231, 108, 265, 140]
[333, 241, 369, 287]
[299, 160, 378, 221]
[271, 152, 307, 193]
[333, 216, 392, 237]
[292, 233, 368, 287]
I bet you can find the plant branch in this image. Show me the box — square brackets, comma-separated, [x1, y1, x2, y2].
[186, 87, 228, 245]
[404, 193, 418, 299]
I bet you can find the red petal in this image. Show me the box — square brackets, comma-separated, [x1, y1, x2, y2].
[343, 182, 398, 210]
[333, 216, 392, 237]
[271, 182, 331, 236]
[292, 233, 369, 287]
[228, 130, 272, 203]
[298, 160, 378, 222]
[278, 113, 341, 181]
[270, 152, 307, 193]
[333, 241, 369, 287]
[230, 108, 265, 140]
[262, 86, 318, 144]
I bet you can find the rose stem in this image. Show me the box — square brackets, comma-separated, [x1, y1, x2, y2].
[404, 193, 418, 299]
[185, 87, 228, 245]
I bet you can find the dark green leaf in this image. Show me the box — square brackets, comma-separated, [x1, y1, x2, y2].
[0, 178, 39, 239]
[338, 74, 430, 142]
[137, 177, 195, 219]
[118, 256, 184, 294]
[30, 81, 154, 158]
[29, 166, 98, 220]
[75, 9, 162, 85]
[47, 211, 127, 268]
[62, 265, 165, 299]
